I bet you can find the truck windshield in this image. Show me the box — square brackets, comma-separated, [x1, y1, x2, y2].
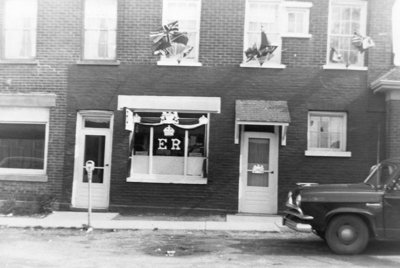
[364, 163, 397, 188]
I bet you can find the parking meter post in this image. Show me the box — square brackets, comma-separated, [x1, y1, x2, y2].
[85, 160, 95, 229]
[88, 171, 92, 227]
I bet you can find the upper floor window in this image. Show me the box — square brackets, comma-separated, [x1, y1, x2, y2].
[283, 1, 312, 38]
[242, 1, 312, 68]
[326, 0, 367, 69]
[2, 0, 37, 60]
[83, 0, 117, 60]
[306, 111, 351, 157]
[243, 0, 283, 67]
[160, 0, 202, 65]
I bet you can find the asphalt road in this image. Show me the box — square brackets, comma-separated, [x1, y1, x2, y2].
[1, 227, 400, 267]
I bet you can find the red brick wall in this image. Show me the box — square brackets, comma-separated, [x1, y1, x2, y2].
[1, 0, 396, 213]
[0, 0, 81, 202]
[386, 100, 400, 158]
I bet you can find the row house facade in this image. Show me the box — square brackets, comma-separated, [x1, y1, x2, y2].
[0, 0, 398, 215]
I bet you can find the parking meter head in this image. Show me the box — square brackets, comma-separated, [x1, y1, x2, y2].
[85, 160, 95, 173]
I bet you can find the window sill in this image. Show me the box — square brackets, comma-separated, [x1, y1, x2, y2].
[282, 33, 312, 39]
[0, 174, 48, 182]
[0, 59, 39, 65]
[157, 60, 202, 67]
[76, 60, 120, 66]
[305, 150, 352, 157]
[240, 63, 287, 69]
[127, 174, 207, 184]
[322, 64, 368, 71]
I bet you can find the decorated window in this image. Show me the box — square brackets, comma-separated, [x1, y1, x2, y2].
[128, 112, 208, 184]
[0, 107, 49, 175]
[150, 0, 201, 65]
[83, 0, 117, 60]
[326, 0, 369, 69]
[2, 0, 37, 59]
[306, 111, 351, 157]
[283, 1, 312, 37]
[243, 0, 283, 67]
[155, 0, 201, 65]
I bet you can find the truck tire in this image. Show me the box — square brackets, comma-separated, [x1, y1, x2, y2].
[325, 215, 369, 255]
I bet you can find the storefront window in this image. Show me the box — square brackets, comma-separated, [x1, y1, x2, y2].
[129, 112, 208, 183]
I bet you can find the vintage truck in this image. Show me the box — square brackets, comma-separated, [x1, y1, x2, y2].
[282, 158, 400, 254]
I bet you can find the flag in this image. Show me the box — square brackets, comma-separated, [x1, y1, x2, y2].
[244, 30, 278, 65]
[329, 47, 343, 63]
[150, 21, 192, 62]
[352, 32, 375, 53]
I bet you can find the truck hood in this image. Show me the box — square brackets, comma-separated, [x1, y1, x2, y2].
[296, 183, 383, 202]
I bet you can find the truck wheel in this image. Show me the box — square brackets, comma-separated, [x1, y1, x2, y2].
[325, 215, 369, 255]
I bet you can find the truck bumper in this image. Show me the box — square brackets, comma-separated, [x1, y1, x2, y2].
[282, 215, 312, 233]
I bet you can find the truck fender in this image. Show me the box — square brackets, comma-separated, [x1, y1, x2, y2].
[325, 208, 377, 235]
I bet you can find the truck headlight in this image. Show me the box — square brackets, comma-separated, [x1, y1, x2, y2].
[295, 194, 302, 206]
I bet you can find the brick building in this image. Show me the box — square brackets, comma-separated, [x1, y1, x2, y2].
[0, 0, 398, 215]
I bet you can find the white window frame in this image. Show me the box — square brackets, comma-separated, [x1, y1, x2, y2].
[83, 0, 117, 61]
[2, 0, 37, 60]
[0, 107, 49, 178]
[158, 0, 202, 66]
[282, 1, 312, 38]
[241, 0, 286, 69]
[305, 111, 351, 157]
[127, 112, 209, 184]
[324, 0, 368, 70]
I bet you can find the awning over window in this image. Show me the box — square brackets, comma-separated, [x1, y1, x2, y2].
[118, 95, 221, 113]
[235, 100, 291, 145]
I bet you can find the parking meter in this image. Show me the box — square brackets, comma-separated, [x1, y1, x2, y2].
[85, 160, 95, 229]
[85, 160, 95, 180]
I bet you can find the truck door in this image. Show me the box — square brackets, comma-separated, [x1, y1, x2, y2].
[383, 177, 400, 238]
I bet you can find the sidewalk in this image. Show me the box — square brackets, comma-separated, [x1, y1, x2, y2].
[0, 211, 284, 232]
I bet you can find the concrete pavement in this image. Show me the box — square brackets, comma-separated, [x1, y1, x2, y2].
[0, 211, 284, 232]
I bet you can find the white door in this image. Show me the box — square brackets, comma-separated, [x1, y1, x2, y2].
[72, 111, 113, 209]
[239, 131, 278, 214]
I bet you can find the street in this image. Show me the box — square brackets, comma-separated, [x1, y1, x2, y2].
[1, 227, 400, 268]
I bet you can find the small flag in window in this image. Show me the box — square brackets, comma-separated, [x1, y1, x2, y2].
[352, 32, 375, 53]
[150, 21, 193, 62]
[244, 30, 278, 65]
[329, 47, 343, 63]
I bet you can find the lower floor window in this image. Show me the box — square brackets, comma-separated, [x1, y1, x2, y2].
[129, 112, 208, 182]
[0, 123, 45, 170]
[0, 107, 49, 174]
[306, 111, 350, 157]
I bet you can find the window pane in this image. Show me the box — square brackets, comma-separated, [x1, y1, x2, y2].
[245, 0, 281, 64]
[84, 118, 110, 128]
[84, 0, 117, 60]
[4, 0, 37, 59]
[164, 0, 200, 61]
[288, 13, 296, 33]
[308, 113, 346, 151]
[82, 135, 105, 183]
[247, 138, 269, 187]
[131, 112, 207, 178]
[329, 2, 366, 66]
[0, 124, 45, 170]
